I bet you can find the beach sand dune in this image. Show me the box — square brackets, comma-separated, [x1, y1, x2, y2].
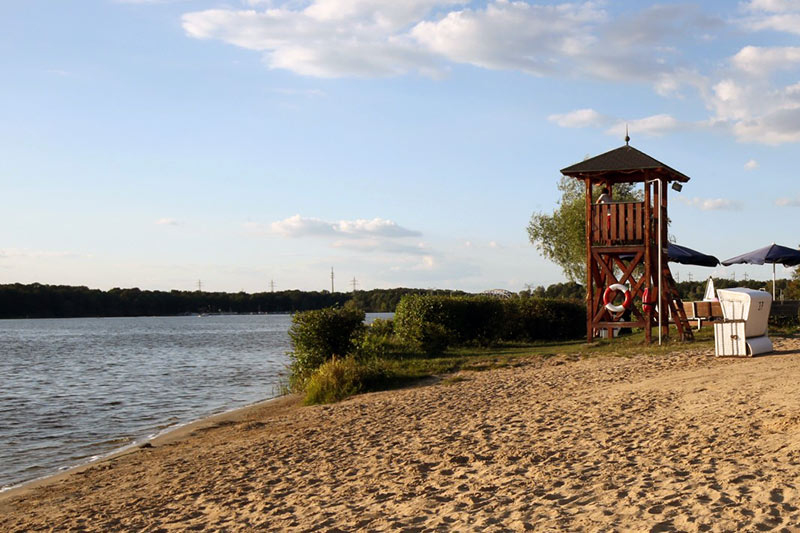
[4, 339, 800, 531]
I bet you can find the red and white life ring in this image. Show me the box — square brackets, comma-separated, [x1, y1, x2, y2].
[603, 283, 632, 313]
[642, 288, 656, 313]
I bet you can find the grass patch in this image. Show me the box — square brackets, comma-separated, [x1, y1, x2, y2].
[303, 356, 391, 405]
[385, 325, 720, 387]
[440, 375, 470, 385]
[297, 321, 795, 405]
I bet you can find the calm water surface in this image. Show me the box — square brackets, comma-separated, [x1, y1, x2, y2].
[0, 314, 306, 490]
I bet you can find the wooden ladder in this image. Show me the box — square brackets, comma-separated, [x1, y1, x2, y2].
[662, 267, 694, 341]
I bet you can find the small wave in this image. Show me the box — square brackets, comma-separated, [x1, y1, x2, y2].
[0, 314, 299, 490]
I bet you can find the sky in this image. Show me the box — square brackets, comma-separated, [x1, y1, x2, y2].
[3, 0, 800, 293]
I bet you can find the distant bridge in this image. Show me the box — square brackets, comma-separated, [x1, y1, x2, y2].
[481, 289, 515, 299]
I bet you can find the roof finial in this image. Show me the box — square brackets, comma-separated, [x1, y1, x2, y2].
[625, 124, 630, 146]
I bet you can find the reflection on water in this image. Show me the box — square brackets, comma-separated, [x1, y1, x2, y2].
[0, 315, 293, 490]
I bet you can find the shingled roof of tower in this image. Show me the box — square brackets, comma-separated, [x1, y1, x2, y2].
[561, 144, 690, 183]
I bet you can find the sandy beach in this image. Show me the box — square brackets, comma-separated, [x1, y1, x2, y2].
[3, 338, 800, 532]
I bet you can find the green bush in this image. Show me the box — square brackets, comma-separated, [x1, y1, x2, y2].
[288, 307, 366, 388]
[304, 356, 392, 404]
[394, 294, 584, 353]
[417, 322, 453, 355]
[510, 298, 586, 341]
[394, 295, 506, 352]
[368, 318, 394, 337]
[352, 323, 412, 360]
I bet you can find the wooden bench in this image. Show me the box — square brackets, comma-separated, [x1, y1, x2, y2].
[682, 301, 723, 330]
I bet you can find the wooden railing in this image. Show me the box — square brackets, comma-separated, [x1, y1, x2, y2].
[591, 201, 645, 245]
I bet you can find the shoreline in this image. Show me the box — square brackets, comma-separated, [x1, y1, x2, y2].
[4, 339, 800, 530]
[0, 393, 300, 505]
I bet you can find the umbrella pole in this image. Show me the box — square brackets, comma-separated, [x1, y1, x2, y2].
[773, 263, 776, 300]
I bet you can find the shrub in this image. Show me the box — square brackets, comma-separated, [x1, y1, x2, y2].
[394, 294, 585, 352]
[368, 318, 394, 337]
[416, 321, 453, 355]
[510, 298, 586, 341]
[288, 307, 365, 388]
[394, 295, 506, 352]
[352, 322, 413, 360]
[303, 356, 391, 404]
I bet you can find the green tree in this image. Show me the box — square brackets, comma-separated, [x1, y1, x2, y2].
[787, 266, 800, 299]
[527, 177, 641, 282]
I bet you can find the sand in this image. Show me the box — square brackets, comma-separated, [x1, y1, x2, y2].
[4, 338, 800, 532]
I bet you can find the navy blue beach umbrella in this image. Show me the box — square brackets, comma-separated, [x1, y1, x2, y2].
[620, 243, 719, 266]
[721, 243, 800, 298]
[667, 243, 719, 268]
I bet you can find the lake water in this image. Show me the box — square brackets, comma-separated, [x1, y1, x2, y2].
[0, 314, 387, 491]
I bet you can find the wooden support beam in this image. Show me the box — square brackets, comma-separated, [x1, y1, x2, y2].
[585, 177, 593, 343]
[644, 180, 652, 344]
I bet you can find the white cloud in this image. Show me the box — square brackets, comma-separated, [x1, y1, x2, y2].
[745, 159, 759, 169]
[606, 114, 681, 137]
[548, 108, 607, 128]
[735, 2, 800, 153]
[182, 2, 458, 78]
[711, 79, 749, 121]
[156, 218, 179, 226]
[337, 218, 421, 237]
[679, 197, 742, 211]
[116, 0, 187, 3]
[776, 196, 800, 206]
[411, 2, 604, 76]
[706, 74, 800, 144]
[745, 0, 800, 12]
[179, 1, 800, 146]
[411, 2, 719, 88]
[303, 0, 464, 26]
[722, 5, 800, 144]
[270, 214, 421, 239]
[270, 215, 337, 237]
[182, 1, 716, 89]
[550, 110, 688, 137]
[731, 45, 800, 76]
[741, 0, 800, 34]
[732, 107, 800, 144]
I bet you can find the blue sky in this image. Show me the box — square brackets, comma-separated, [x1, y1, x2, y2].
[2, 0, 800, 292]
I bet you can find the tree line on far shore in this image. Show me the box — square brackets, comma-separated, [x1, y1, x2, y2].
[0, 284, 470, 319]
[1, 277, 798, 319]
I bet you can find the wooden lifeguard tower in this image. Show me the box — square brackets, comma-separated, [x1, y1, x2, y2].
[561, 141, 693, 344]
